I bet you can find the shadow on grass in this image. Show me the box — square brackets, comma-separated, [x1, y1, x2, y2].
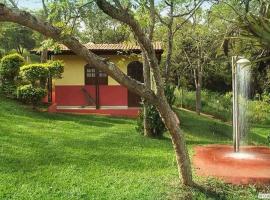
[192, 183, 227, 200]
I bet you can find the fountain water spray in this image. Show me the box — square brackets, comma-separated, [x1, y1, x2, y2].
[232, 57, 251, 152]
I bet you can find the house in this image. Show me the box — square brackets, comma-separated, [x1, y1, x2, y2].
[42, 43, 163, 117]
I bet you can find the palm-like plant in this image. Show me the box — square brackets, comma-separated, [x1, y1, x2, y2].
[241, 1, 270, 47]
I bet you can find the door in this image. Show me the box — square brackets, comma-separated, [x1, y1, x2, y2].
[127, 61, 143, 107]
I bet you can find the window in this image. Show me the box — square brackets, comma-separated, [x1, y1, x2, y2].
[85, 65, 108, 85]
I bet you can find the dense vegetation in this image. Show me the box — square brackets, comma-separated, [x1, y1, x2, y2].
[174, 88, 270, 123]
[0, 96, 269, 199]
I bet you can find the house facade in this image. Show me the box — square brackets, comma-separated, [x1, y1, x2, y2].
[47, 43, 163, 117]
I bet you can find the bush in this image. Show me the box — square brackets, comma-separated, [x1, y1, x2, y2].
[0, 53, 25, 79]
[20, 61, 64, 88]
[20, 64, 49, 87]
[0, 53, 25, 96]
[248, 100, 270, 123]
[136, 85, 176, 138]
[17, 84, 47, 107]
[47, 60, 64, 79]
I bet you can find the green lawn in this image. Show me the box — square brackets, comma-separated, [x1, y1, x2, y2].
[0, 96, 269, 200]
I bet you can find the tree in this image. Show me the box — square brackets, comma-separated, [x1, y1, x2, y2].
[212, 0, 270, 96]
[0, 23, 36, 55]
[0, 2, 193, 186]
[168, 8, 225, 115]
[154, 0, 203, 83]
[79, 3, 130, 43]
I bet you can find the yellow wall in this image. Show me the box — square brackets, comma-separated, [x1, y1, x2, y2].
[53, 55, 86, 85]
[53, 54, 142, 86]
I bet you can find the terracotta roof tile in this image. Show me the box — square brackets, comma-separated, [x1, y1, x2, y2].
[57, 42, 163, 52]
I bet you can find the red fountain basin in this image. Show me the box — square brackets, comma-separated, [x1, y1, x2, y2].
[193, 145, 270, 185]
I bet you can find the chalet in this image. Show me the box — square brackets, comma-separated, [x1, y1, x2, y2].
[39, 43, 163, 117]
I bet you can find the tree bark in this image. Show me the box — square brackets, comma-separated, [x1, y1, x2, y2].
[0, 2, 194, 186]
[142, 51, 152, 137]
[156, 98, 193, 185]
[164, 2, 174, 83]
[40, 49, 48, 63]
[195, 46, 202, 115]
[142, 0, 155, 137]
[165, 21, 173, 83]
[196, 67, 202, 115]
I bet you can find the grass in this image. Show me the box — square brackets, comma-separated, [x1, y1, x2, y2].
[0, 96, 269, 199]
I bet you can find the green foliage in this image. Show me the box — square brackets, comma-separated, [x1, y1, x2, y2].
[20, 61, 64, 87]
[47, 60, 64, 79]
[0, 23, 36, 54]
[18, 60, 64, 106]
[0, 53, 25, 97]
[175, 89, 232, 121]
[0, 82, 17, 97]
[136, 85, 176, 137]
[38, 39, 61, 54]
[17, 84, 47, 107]
[0, 53, 25, 79]
[175, 88, 270, 123]
[20, 64, 49, 86]
[248, 97, 270, 124]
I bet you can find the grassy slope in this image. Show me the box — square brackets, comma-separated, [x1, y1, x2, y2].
[0, 97, 269, 200]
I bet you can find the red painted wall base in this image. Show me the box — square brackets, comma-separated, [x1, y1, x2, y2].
[55, 85, 128, 106]
[48, 103, 139, 118]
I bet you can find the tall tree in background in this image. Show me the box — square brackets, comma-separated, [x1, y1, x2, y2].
[0, 23, 36, 55]
[79, 3, 130, 43]
[155, 0, 203, 83]
[0, 1, 193, 186]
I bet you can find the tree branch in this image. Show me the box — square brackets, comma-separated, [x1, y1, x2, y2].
[7, 0, 17, 8]
[95, 0, 165, 96]
[172, 0, 204, 18]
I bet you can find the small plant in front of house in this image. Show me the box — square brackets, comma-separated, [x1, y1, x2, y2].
[17, 84, 47, 108]
[17, 60, 64, 107]
[136, 84, 176, 138]
[20, 64, 49, 88]
[0, 53, 25, 97]
[46, 60, 64, 79]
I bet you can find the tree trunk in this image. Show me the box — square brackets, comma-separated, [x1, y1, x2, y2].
[195, 83, 201, 115]
[40, 49, 48, 63]
[142, 51, 152, 137]
[164, 5, 174, 84]
[157, 98, 193, 186]
[195, 49, 202, 115]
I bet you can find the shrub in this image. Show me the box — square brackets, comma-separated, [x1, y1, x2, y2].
[20, 61, 64, 88]
[47, 60, 64, 79]
[17, 84, 47, 107]
[136, 85, 176, 138]
[248, 100, 270, 123]
[20, 64, 49, 87]
[0, 53, 25, 96]
[0, 53, 25, 79]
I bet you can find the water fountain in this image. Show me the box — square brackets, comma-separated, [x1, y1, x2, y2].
[192, 57, 270, 185]
[232, 57, 251, 152]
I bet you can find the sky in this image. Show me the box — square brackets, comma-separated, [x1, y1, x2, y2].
[17, 0, 42, 10]
[15, 0, 211, 11]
